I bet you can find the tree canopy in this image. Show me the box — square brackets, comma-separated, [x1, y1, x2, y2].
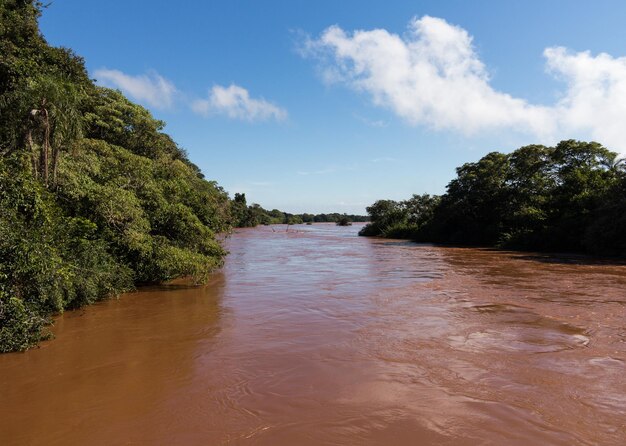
[360, 140, 626, 257]
[0, 0, 230, 352]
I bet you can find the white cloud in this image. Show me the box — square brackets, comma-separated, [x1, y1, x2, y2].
[545, 47, 626, 152]
[249, 181, 273, 186]
[297, 164, 356, 176]
[353, 113, 389, 128]
[192, 84, 287, 121]
[297, 167, 337, 175]
[306, 16, 626, 154]
[94, 69, 177, 109]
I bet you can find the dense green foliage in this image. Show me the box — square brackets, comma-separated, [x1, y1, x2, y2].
[0, 1, 230, 352]
[360, 141, 626, 256]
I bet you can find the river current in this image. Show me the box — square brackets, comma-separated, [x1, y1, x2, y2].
[1, 223, 625, 445]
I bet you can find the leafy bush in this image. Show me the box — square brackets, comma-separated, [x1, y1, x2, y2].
[0, 294, 47, 353]
[381, 223, 420, 239]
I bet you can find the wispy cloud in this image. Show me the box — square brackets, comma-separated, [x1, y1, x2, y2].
[297, 166, 338, 176]
[370, 157, 397, 163]
[249, 181, 273, 186]
[192, 84, 287, 122]
[94, 69, 177, 109]
[297, 164, 357, 175]
[364, 119, 388, 128]
[354, 113, 389, 128]
[305, 16, 626, 154]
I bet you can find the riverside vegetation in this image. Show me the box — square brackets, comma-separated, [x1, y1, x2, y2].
[0, 1, 234, 352]
[360, 141, 626, 257]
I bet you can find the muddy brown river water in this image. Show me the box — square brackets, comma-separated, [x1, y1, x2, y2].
[1, 223, 625, 445]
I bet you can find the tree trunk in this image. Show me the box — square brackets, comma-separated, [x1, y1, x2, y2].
[51, 143, 60, 186]
[40, 108, 50, 185]
[26, 130, 39, 179]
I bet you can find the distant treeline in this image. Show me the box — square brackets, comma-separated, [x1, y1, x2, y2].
[360, 140, 626, 257]
[231, 193, 368, 226]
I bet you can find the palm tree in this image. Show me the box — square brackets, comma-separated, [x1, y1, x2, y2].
[25, 76, 84, 186]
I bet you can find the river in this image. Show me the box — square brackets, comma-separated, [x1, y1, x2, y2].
[1, 223, 625, 445]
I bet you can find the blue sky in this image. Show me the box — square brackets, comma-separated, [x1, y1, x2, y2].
[40, 1, 626, 214]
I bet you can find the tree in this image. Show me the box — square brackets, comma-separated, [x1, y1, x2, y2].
[404, 194, 440, 227]
[433, 152, 510, 244]
[336, 216, 352, 226]
[23, 76, 84, 185]
[544, 140, 619, 250]
[359, 200, 406, 236]
[0, 0, 231, 351]
[499, 144, 552, 247]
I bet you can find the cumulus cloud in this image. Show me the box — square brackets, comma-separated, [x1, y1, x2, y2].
[306, 16, 626, 153]
[545, 47, 626, 151]
[94, 69, 177, 109]
[192, 84, 287, 121]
